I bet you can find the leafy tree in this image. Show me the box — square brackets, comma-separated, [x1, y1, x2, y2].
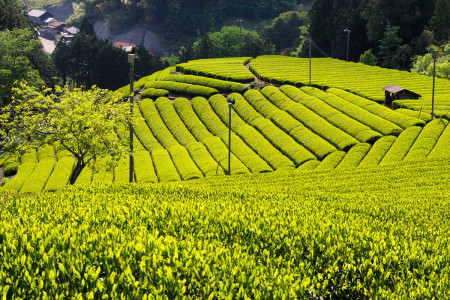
[0, 0, 29, 30]
[79, 16, 97, 37]
[429, 0, 450, 41]
[379, 26, 403, 68]
[241, 34, 275, 57]
[411, 44, 450, 79]
[0, 83, 130, 184]
[52, 39, 71, 85]
[178, 43, 194, 63]
[135, 46, 168, 78]
[359, 49, 378, 66]
[94, 41, 129, 90]
[0, 29, 44, 106]
[195, 34, 214, 59]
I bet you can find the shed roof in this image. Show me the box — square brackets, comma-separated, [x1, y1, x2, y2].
[383, 84, 405, 94]
[47, 21, 65, 29]
[28, 9, 50, 18]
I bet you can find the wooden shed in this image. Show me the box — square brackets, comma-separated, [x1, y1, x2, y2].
[382, 84, 420, 106]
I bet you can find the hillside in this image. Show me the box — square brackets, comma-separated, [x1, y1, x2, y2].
[2, 56, 449, 191]
[1, 55, 450, 297]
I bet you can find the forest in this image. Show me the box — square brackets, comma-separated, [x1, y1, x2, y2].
[0, 0, 448, 107]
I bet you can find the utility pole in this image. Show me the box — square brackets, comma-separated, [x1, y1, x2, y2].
[309, 37, 312, 86]
[237, 19, 243, 57]
[344, 28, 351, 61]
[430, 49, 438, 120]
[128, 53, 135, 183]
[227, 97, 235, 175]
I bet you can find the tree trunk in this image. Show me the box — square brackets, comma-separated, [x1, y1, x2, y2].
[69, 159, 85, 185]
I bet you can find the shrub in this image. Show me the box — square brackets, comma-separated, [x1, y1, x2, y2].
[403, 119, 448, 161]
[209, 94, 295, 171]
[315, 151, 346, 171]
[270, 85, 359, 151]
[380, 126, 423, 164]
[359, 136, 397, 166]
[191, 96, 272, 173]
[428, 122, 450, 159]
[336, 143, 372, 169]
[141, 88, 169, 99]
[300, 86, 383, 143]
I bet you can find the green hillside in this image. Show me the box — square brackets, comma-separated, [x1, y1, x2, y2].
[2, 56, 450, 191]
[1, 55, 450, 298]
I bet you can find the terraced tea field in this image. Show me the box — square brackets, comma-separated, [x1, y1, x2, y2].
[2, 56, 450, 191]
[1, 55, 450, 298]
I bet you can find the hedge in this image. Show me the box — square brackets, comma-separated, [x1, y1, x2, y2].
[428, 123, 450, 159]
[327, 88, 425, 129]
[145, 81, 218, 98]
[394, 109, 432, 122]
[151, 148, 181, 182]
[267, 86, 359, 151]
[168, 145, 203, 180]
[308, 88, 404, 136]
[140, 99, 203, 180]
[243, 90, 336, 159]
[315, 151, 346, 171]
[359, 136, 397, 166]
[191, 96, 272, 173]
[141, 88, 170, 100]
[173, 98, 249, 175]
[43, 156, 75, 192]
[299, 86, 383, 143]
[336, 143, 372, 170]
[158, 73, 248, 93]
[209, 94, 295, 171]
[155, 97, 223, 176]
[20, 157, 56, 193]
[403, 119, 449, 161]
[295, 160, 320, 171]
[75, 165, 93, 184]
[3, 162, 37, 192]
[379, 127, 423, 164]
[228, 93, 316, 166]
[134, 150, 159, 183]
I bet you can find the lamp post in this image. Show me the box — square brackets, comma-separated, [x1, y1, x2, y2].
[309, 37, 312, 86]
[237, 19, 243, 57]
[227, 97, 235, 175]
[430, 49, 438, 120]
[128, 53, 135, 182]
[344, 28, 351, 61]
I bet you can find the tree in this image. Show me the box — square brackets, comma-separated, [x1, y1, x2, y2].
[411, 44, 450, 79]
[52, 39, 71, 85]
[379, 26, 403, 68]
[0, 83, 130, 184]
[359, 49, 378, 66]
[195, 34, 214, 59]
[178, 43, 194, 63]
[429, 0, 450, 41]
[0, 0, 29, 30]
[241, 35, 275, 57]
[0, 29, 44, 106]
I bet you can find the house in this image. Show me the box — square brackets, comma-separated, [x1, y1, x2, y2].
[61, 26, 80, 42]
[28, 9, 53, 26]
[113, 41, 138, 52]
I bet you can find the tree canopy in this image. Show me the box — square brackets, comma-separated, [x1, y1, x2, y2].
[0, 83, 130, 184]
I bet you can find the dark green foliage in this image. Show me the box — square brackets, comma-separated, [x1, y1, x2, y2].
[195, 34, 214, 59]
[379, 26, 403, 69]
[429, 0, 450, 41]
[359, 49, 378, 66]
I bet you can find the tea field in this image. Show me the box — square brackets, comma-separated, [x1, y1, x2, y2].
[1, 55, 449, 297]
[2, 56, 450, 190]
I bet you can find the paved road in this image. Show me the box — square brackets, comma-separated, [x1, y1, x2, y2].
[39, 37, 56, 53]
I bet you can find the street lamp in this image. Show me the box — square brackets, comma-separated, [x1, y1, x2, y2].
[430, 48, 438, 120]
[344, 28, 351, 61]
[127, 52, 135, 182]
[227, 97, 235, 175]
[237, 19, 243, 57]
